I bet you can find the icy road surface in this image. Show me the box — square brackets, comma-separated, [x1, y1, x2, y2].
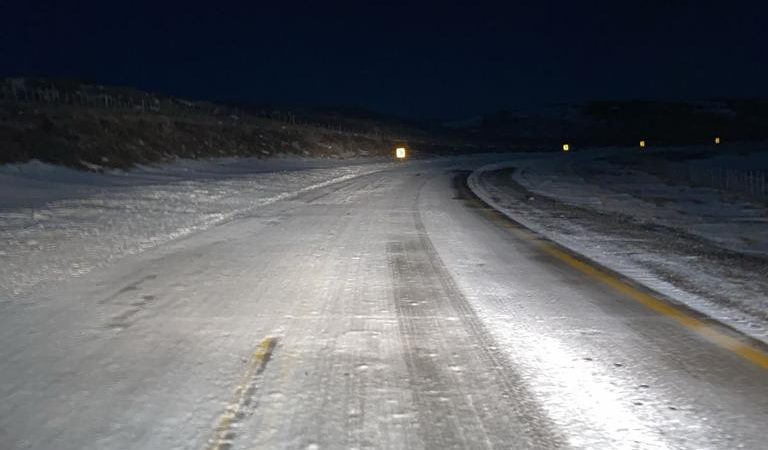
[1, 157, 767, 449]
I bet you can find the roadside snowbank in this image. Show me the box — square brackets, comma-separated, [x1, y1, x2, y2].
[516, 151, 768, 256]
[469, 151, 768, 344]
[0, 157, 393, 300]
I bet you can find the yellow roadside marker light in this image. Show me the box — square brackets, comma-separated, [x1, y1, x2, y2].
[562, 143, 570, 152]
[395, 147, 407, 159]
[715, 136, 721, 145]
[640, 140, 646, 149]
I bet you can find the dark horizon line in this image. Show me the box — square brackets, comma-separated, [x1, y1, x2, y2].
[4, 72, 768, 123]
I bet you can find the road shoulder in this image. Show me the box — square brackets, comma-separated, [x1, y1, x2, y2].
[468, 163, 768, 348]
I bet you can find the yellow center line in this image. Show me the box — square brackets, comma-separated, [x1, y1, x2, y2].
[468, 186, 768, 371]
[206, 337, 278, 450]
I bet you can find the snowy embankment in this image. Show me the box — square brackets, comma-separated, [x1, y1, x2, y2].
[469, 148, 768, 344]
[0, 157, 393, 301]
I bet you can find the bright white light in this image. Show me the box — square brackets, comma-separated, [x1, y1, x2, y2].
[395, 147, 407, 159]
[562, 144, 570, 152]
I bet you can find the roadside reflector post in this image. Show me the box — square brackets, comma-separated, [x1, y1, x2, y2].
[640, 140, 646, 149]
[715, 136, 721, 145]
[562, 143, 570, 152]
[395, 147, 407, 159]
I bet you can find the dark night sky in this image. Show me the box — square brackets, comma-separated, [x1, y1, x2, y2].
[1, 0, 767, 119]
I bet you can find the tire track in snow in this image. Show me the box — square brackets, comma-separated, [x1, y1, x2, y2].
[384, 175, 563, 449]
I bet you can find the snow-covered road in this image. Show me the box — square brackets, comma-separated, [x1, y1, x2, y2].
[1, 157, 766, 449]
[0, 158, 394, 300]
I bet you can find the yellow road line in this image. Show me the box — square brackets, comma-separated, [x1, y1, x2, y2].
[537, 243, 768, 370]
[469, 187, 768, 371]
[206, 337, 278, 450]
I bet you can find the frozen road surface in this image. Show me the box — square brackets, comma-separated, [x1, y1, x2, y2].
[1, 158, 766, 449]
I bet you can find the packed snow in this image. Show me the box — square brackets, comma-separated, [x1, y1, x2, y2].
[0, 157, 394, 301]
[2, 154, 767, 449]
